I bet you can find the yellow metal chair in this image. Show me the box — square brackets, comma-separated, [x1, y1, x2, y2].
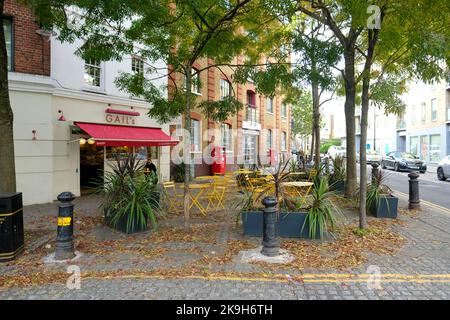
[308, 168, 318, 181]
[163, 181, 184, 214]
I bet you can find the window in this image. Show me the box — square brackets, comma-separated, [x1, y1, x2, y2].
[220, 79, 231, 100]
[184, 68, 200, 94]
[430, 135, 441, 162]
[410, 136, 419, 158]
[266, 129, 273, 150]
[3, 18, 13, 71]
[132, 56, 144, 75]
[431, 98, 437, 121]
[190, 119, 201, 152]
[84, 59, 102, 87]
[421, 103, 426, 124]
[221, 123, 232, 151]
[247, 91, 256, 107]
[266, 97, 274, 113]
[281, 103, 287, 118]
[411, 105, 418, 125]
[281, 131, 287, 151]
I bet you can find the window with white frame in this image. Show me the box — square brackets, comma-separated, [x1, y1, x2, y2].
[190, 119, 201, 152]
[281, 103, 287, 118]
[3, 18, 13, 72]
[184, 68, 201, 94]
[132, 56, 144, 75]
[221, 123, 232, 151]
[431, 98, 437, 121]
[281, 131, 287, 151]
[84, 59, 102, 88]
[421, 102, 426, 123]
[266, 97, 274, 113]
[266, 129, 273, 150]
[220, 79, 231, 100]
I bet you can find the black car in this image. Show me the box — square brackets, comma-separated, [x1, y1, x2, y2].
[382, 151, 427, 173]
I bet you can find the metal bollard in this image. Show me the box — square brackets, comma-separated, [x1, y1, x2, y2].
[261, 197, 280, 257]
[55, 192, 76, 260]
[408, 172, 420, 210]
[371, 162, 380, 185]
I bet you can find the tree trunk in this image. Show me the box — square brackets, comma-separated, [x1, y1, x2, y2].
[0, 0, 17, 193]
[359, 75, 370, 229]
[183, 64, 192, 230]
[310, 128, 315, 163]
[343, 50, 357, 198]
[311, 82, 321, 171]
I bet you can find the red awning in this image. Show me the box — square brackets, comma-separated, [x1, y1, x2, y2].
[75, 122, 179, 147]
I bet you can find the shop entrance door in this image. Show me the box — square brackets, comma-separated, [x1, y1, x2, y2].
[243, 134, 258, 168]
[80, 143, 104, 193]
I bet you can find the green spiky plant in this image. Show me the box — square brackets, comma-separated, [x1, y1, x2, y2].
[366, 169, 393, 216]
[303, 177, 343, 239]
[97, 154, 161, 234]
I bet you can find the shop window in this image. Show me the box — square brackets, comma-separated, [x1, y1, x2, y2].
[190, 119, 201, 152]
[135, 146, 159, 161]
[106, 146, 132, 161]
[221, 123, 232, 151]
[410, 136, 419, 158]
[3, 18, 13, 71]
[429, 134, 441, 162]
[84, 59, 102, 88]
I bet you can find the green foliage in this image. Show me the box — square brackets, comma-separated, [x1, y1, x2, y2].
[366, 169, 392, 215]
[172, 161, 186, 183]
[330, 155, 346, 183]
[97, 154, 161, 234]
[303, 177, 342, 239]
[320, 140, 340, 154]
[290, 90, 314, 139]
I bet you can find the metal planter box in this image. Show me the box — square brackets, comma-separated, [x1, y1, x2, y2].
[241, 211, 320, 239]
[0, 193, 25, 262]
[373, 196, 398, 219]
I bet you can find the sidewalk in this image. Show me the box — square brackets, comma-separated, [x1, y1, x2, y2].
[0, 194, 449, 300]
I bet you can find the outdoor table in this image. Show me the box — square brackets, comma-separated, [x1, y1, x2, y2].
[188, 183, 210, 216]
[281, 181, 314, 207]
[195, 176, 217, 181]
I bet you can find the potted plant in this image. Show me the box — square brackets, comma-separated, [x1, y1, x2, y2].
[329, 155, 346, 193]
[236, 159, 342, 239]
[97, 154, 162, 234]
[366, 170, 398, 219]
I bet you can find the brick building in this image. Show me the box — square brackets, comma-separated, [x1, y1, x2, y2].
[169, 57, 291, 178]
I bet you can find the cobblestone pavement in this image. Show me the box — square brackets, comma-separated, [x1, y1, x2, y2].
[1, 194, 450, 300]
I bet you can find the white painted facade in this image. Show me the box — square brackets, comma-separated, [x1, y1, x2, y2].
[9, 38, 171, 206]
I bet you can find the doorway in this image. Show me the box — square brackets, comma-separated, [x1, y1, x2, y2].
[80, 143, 104, 193]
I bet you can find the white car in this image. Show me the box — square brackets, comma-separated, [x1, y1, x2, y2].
[366, 150, 382, 165]
[327, 146, 346, 159]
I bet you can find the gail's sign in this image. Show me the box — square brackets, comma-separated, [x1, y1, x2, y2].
[105, 113, 136, 125]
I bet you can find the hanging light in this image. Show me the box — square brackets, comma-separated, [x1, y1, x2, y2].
[79, 138, 87, 145]
[87, 138, 96, 145]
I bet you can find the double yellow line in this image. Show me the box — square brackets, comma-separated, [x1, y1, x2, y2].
[393, 190, 450, 216]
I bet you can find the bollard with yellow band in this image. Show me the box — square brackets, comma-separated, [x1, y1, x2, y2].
[0, 193, 25, 263]
[55, 192, 76, 260]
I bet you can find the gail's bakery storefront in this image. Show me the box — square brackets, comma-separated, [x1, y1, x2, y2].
[54, 95, 177, 200]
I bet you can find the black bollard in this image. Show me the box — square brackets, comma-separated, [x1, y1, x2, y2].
[408, 172, 420, 210]
[261, 197, 280, 257]
[55, 192, 76, 260]
[371, 162, 380, 184]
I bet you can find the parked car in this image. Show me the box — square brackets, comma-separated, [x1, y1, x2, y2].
[437, 156, 450, 181]
[381, 151, 427, 173]
[357, 150, 382, 165]
[327, 146, 346, 159]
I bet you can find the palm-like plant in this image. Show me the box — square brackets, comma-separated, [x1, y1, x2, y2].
[366, 169, 392, 215]
[303, 177, 343, 239]
[97, 154, 161, 234]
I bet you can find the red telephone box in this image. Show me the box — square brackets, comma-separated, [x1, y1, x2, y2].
[212, 146, 226, 175]
[268, 149, 276, 166]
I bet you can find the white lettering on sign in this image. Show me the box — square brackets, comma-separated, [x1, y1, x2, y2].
[105, 114, 136, 125]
